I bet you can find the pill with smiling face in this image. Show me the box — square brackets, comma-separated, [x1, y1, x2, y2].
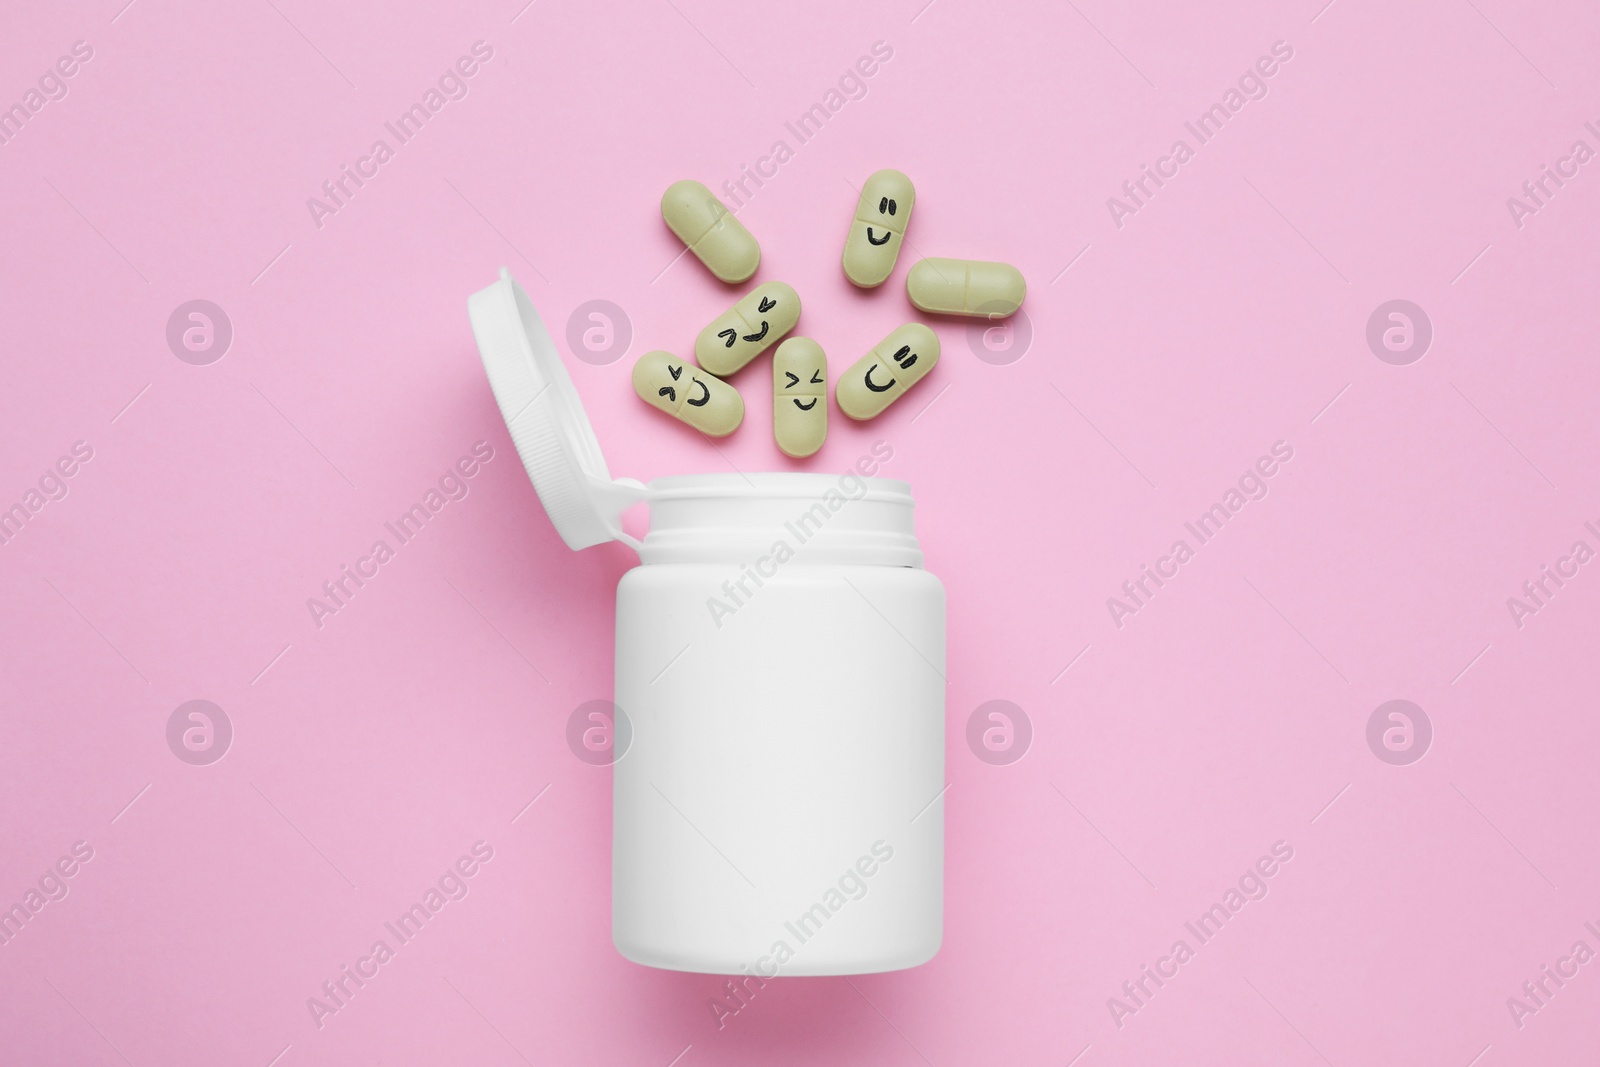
[773, 337, 827, 458]
[906, 258, 1027, 318]
[695, 281, 801, 376]
[836, 323, 939, 421]
[842, 169, 915, 288]
[631, 351, 744, 436]
[661, 180, 760, 284]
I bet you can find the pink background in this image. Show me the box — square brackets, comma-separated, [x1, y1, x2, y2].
[3, 0, 1599, 1063]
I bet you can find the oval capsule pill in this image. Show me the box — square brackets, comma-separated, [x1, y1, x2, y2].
[632, 350, 744, 437]
[695, 281, 801, 377]
[842, 169, 915, 289]
[773, 337, 827, 458]
[661, 180, 760, 284]
[906, 258, 1027, 318]
[836, 323, 939, 421]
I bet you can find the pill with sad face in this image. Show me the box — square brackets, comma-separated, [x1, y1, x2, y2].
[632, 351, 744, 436]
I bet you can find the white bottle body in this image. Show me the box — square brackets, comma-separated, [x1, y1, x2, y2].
[610, 476, 945, 976]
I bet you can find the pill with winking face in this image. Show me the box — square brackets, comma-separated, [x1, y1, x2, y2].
[773, 337, 827, 458]
[695, 281, 801, 376]
[632, 351, 744, 436]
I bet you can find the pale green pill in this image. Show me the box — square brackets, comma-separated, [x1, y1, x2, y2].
[632, 350, 744, 436]
[906, 258, 1026, 318]
[661, 180, 760, 284]
[842, 169, 915, 288]
[836, 323, 939, 422]
[773, 337, 827, 458]
[695, 281, 800, 376]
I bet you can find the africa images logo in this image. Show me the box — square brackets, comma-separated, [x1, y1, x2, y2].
[1105, 40, 1295, 229]
[305, 41, 495, 229]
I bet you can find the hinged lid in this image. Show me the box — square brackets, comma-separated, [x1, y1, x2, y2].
[468, 269, 647, 551]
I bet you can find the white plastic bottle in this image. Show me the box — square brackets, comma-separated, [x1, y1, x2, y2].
[469, 270, 945, 975]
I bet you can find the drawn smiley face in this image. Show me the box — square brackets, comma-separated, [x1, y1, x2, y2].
[782, 366, 825, 409]
[866, 196, 899, 245]
[654, 360, 711, 406]
[772, 337, 828, 458]
[696, 282, 802, 377]
[863, 344, 917, 392]
[633, 350, 744, 435]
[718, 295, 778, 348]
[836, 323, 939, 421]
[843, 170, 916, 289]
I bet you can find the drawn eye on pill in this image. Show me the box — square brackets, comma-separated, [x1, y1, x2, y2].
[757, 296, 776, 313]
[685, 378, 711, 407]
[718, 328, 738, 348]
[864, 364, 896, 392]
[741, 321, 769, 343]
[891, 345, 917, 369]
[810, 369, 823, 384]
[792, 397, 818, 411]
[784, 371, 800, 389]
[658, 362, 686, 401]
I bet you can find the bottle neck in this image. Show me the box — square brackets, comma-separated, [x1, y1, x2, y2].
[637, 473, 923, 567]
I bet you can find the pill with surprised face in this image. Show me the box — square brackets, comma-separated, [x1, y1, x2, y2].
[661, 180, 760, 284]
[773, 337, 827, 458]
[632, 351, 744, 436]
[695, 281, 801, 376]
[836, 323, 939, 421]
[842, 169, 915, 288]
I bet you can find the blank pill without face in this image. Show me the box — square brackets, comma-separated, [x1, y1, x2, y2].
[836, 323, 939, 421]
[906, 258, 1026, 318]
[842, 169, 915, 289]
[695, 281, 801, 376]
[632, 350, 744, 436]
[773, 337, 827, 458]
[661, 180, 761, 284]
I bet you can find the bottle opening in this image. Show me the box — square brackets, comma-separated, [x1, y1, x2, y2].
[638, 473, 922, 567]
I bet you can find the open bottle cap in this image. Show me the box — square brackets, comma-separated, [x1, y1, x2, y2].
[468, 269, 647, 551]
